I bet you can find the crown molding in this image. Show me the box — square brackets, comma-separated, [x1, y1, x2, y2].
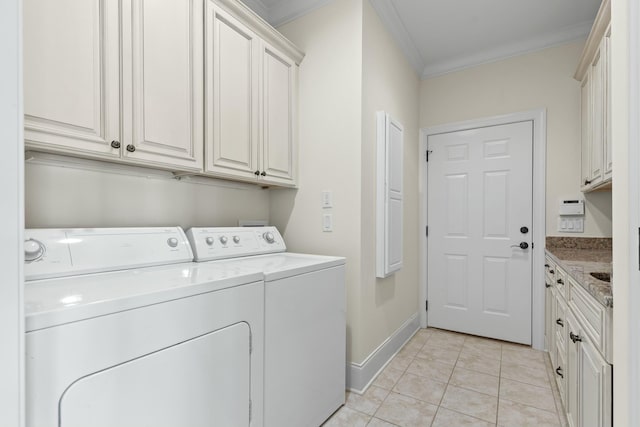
[421, 20, 593, 79]
[369, 0, 425, 75]
[265, 0, 333, 27]
[574, 0, 611, 81]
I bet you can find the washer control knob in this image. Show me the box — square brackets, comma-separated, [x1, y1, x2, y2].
[24, 239, 44, 261]
[233, 235, 240, 244]
[219, 236, 228, 245]
[205, 237, 214, 246]
[167, 237, 179, 248]
[263, 232, 275, 244]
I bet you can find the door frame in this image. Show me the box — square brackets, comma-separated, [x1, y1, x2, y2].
[419, 108, 546, 350]
[623, 0, 640, 423]
[0, 0, 25, 424]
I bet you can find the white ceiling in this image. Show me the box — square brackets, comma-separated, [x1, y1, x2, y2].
[241, 0, 601, 79]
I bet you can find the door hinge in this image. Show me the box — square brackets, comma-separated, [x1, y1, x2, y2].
[425, 300, 429, 311]
[425, 226, 428, 237]
[426, 150, 433, 162]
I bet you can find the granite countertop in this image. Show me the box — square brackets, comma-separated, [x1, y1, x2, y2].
[545, 238, 612, 308]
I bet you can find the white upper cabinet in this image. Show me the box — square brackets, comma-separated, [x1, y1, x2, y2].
[260, 43, 298, 186]
[24, 0, 120, 158]
[24, 0, 303, 185]
[205, 4, 260, 179]
[603, 26, 612, 181]
[122, 0, 203, 170]
[580, 72, 591, 189]
[575, 0, 611, 192]
[24, 0, 204, 172]
[204, 0, 303, 187]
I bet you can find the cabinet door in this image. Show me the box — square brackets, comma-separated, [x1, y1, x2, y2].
[24, 0, 120, 158]
[545, 283, 554, 352]
[580, 72, 592, 190]
[122, 0, 203, 171]
[205, 4, 259, 180]
[260, 43, 298, 186]
[603, 26, 612, 181]
[589, 41, 605, 187]
[579, 337, 612, 427]
[566, 312, 580, 427]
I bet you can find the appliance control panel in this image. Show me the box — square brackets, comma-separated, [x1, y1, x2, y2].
[24, 227, 193, 281]
[186, 226, 286, 261]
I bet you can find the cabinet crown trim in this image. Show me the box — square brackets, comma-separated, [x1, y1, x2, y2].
[214, 0, 305, 65]
[574, 0, 610, 81]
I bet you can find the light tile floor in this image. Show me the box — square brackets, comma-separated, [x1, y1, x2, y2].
[323, 328, 569, 427]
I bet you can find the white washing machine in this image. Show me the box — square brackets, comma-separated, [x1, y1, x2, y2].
[186, 226, 346, 427]
[24, 227, 265, 427]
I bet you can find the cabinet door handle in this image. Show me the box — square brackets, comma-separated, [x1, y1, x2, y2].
[549, 269, 555, 274]
[260, 171, 267, 176]
[126, 144, 136, 153]
[544, 263, 550, 268]
[254, 170, 260, 176]
[110, 140, 121, 149]
[556, 318, 564, 327]
[557, 278, 564, 285]
[570, 332, 582, 343]
[584, 179, 592, 185]
[556, 367, 564, 378]
[545, 282, 551, 288]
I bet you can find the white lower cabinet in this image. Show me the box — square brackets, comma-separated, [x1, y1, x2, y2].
[24, 0, 203, 172]
[566, 309, 612, 427]
[546, 255, 612, 427]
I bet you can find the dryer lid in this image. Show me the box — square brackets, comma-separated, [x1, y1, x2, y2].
[24, 227, 194, 281]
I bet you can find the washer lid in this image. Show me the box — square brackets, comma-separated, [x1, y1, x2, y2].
[25, 262, 263, 331]
[206, 253, 345, 281]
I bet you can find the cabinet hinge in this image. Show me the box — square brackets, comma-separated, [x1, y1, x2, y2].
[425, 226, 428, 237]
[425, 300, 429, 311]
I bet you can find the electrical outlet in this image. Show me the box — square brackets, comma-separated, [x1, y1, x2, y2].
[322, 214, 333, 232]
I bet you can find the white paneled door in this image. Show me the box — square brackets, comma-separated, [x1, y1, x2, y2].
[427, 121, 533, 344]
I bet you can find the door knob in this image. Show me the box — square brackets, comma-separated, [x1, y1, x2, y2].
[510, 242, 529, 249]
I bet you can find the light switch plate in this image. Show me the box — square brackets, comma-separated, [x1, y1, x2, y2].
[321, 191, 333, 208]
[558, 217, 584, 233]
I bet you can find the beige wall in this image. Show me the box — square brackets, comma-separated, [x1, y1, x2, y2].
[274, 0, 420, 364]
[359, 0, 420, 363]
[420, 41, 613, 238]
[271, 0, 364, 362]
[25, 162, 270, 229]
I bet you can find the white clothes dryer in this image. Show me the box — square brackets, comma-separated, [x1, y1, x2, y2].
[187, 226, 346, 427]
[24, 227, 264, 427]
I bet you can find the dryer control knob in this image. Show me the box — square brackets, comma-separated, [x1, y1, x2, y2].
[167, 237, 179, 248]
[233, 236, 240, 244]
[205, 237, 214, 246]
[263, 232, 275, 244]
[219, 236, 228, 245]
[24, 239, 44, 262]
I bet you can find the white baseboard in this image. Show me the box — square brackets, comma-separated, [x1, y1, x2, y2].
[346, 313, 420, 394]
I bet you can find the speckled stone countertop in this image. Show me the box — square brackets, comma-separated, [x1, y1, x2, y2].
[545, 237, 612, 308]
